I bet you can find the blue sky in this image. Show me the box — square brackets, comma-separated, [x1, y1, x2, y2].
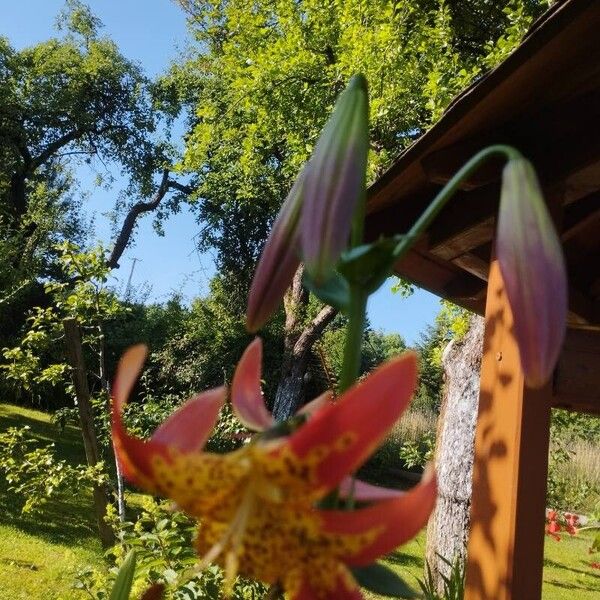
[1, 0, 442, 345]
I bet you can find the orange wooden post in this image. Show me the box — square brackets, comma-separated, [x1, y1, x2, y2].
[465, 260, 552, 600]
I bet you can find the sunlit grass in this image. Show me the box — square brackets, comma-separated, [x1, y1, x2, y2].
[1, 402, 599, 599]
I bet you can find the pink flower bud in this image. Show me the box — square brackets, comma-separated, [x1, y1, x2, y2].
[496, 158, 568, 387]
[246, 75, 369, 331]
[301, 74, 369, 284]
[246, 173, 304, 332]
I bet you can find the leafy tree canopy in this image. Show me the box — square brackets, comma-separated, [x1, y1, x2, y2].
[0, 1, 178, 351]
[164, 0, 547, 293]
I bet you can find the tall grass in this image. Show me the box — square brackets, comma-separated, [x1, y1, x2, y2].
[392, 408, 437, 443]
[362, 408, 437, 486]
[548, 437, 600, 514]
[570, 440, 600, 488]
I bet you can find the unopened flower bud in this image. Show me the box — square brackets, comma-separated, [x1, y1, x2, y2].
[246, 173, 304, 332]
[301, 74, 369, 284]
[496, 158, 567, 387]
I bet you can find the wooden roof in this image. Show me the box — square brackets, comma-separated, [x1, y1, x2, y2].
[365, 0, 600, 326]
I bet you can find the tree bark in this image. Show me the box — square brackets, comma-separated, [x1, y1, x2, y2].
[272, 266, 337, 420]
[63, 318, 115, 548]
[425, 315, 484, 593]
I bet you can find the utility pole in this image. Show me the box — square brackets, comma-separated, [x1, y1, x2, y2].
[124, 257, 141, 299]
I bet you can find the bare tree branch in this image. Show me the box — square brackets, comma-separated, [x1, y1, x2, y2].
[292, 305, 337, 357]
[106, 170, 197, 270]
[168, 179, 196, 195]
[107, 170, 170, 269]
[31, 129, 83, 171]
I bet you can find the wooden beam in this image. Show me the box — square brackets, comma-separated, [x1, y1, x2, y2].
[451, 253, 490, 281]
[390, 249, 485, 314]
[561, 193, 600, 242]
[553, 327, 600, 414]
[465, 261, 551, 600]
[426, 184, 499, 260]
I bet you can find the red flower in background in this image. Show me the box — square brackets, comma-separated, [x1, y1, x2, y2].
[546, 510, 561, 541]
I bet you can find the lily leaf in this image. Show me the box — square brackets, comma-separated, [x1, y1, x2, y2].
[109, 550, 136, 600]
[338, 236, 404, 294]
[303, 270, 350, 311]
[351, 562, 418, 598]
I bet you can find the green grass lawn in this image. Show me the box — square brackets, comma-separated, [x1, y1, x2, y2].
[367, 531, 600, 599]
[0, 403, 103, 600]
[1, 402, 599, 599]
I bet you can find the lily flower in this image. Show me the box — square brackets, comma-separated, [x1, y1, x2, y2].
[112, 342, 436, 598]
[496, 158, 568, 388]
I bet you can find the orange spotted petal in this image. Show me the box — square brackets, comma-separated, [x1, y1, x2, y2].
[281, 352, 418, 494]
[338, 478, 404, 501]
[319, 468, 437, 566]
[231, 338, 274, 431]
[151, 388, 225, 452]
[111, 345, 225, 489]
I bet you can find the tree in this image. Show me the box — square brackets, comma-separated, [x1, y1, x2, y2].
[169, 0, 548, 417]
[0, 0, 191, 541]
[0, 1, 188, 358]
[425, 314, 484, 593]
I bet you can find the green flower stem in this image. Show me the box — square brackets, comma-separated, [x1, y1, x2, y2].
[393, 144, 522, 260]
[340, 178, 370, 394]
[339, 285, 368, 393]
[340, 145, 521, 398]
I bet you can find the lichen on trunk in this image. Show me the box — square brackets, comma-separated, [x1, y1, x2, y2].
[425, 314, 484, 593]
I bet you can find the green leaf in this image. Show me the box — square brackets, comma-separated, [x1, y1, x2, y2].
[351, 563, 418, 598]
[303, 270, 350, 311]
[109, 550, 137, 600]
[338, 236, 404, 294]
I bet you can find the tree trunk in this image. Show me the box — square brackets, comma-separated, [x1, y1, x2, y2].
[97, 328, 126, 522]
[272, 266, 337, 420]
[425, 315, 484, 593]
[63, 318, 115, 548]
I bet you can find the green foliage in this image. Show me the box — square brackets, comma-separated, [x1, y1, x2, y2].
[123, 277, 284, 404]
[75, 498, 267, 599]
[166, 0, 545, 291]
[0, 0, 176, 382]
[418, 554, 465, 600]
[547, 410, 600, 513]
[0, 425, 106, 514]
[398, 431, 436, 470]
[412, 301, 471, 412]
[320, 319, 406, 391]
[429, 300, 471, 367]
[2, 242, 124, 407]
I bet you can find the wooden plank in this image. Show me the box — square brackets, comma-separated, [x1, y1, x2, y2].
[451, 253, 490, 281]
[553, 327, 600, 414]
[390, 248, 485, 314]
[465, 261, 552, 600]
